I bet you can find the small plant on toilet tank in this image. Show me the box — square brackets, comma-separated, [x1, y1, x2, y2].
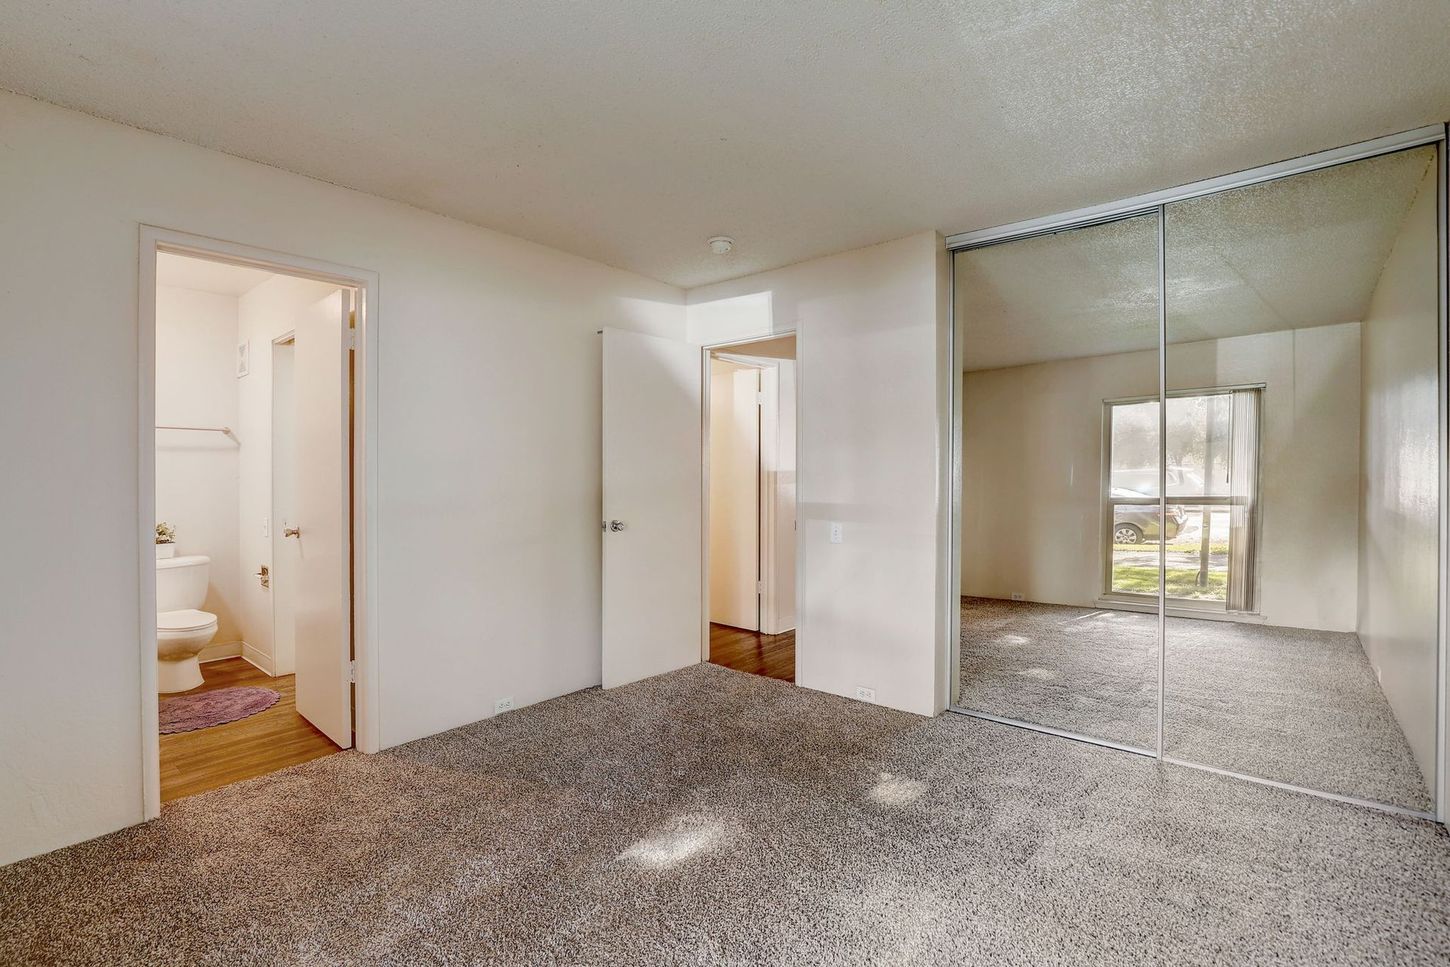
[156, 521, 176, 559]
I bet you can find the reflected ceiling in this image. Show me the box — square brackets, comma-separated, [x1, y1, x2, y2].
[1165, 146, 1435, 345]
[958, 147, 1436, 371]
[958, 215, 1160, 371]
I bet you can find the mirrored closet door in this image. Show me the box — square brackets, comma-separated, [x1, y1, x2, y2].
[1162, 145, 1442, 811]
[955, 211, 1163, 751]
[954, 131, 1444, 817]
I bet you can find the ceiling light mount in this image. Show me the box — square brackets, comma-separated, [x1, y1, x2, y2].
[708, 236, 734, 256]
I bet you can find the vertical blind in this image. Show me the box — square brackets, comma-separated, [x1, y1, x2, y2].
[1226, 388, 1261, 613]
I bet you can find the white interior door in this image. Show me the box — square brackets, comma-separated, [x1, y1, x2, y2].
[292, 289, 352, 748]
[602, 328, 702, 688]
[708, 361, 761, 629]
[270, 339, 298, 676]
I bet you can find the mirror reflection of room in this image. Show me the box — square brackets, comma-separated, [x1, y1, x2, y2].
[706, 335, 797, 682]
[956, 212, 1163, 751]
[1163, 146, 1441, 811]
[955, 144, 1441, 812]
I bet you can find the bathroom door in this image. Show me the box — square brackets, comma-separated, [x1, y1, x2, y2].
[292, 289, 353, 749]
[601, 328, 702, 688]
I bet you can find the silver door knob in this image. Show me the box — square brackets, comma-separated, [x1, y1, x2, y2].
[609, 520, 626, 532]
[284, 526, 301, 538]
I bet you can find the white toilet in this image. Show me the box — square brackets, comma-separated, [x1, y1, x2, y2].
[156, 555, 219, 693]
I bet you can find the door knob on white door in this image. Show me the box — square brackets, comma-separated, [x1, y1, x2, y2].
[608, 520, 626, 532]
[284, 526, 301, 538]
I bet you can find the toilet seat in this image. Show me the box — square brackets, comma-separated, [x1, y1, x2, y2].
[157, 608, 217, 633]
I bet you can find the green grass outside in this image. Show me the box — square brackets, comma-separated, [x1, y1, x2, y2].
[1112, 540, 1230, 554]
[1112, 565, 1227, 600]
[1163, 539, 1230, 554]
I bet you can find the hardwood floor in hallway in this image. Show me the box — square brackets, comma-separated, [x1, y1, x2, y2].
[160, 657, 342, 803]
[708, 623, 795, 682]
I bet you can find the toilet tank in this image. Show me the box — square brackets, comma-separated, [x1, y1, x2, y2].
[156, 555, 211, 611]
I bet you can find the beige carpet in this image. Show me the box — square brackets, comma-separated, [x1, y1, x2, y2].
[3, 663, 1449, 966]
[959, 597, 1434, 810]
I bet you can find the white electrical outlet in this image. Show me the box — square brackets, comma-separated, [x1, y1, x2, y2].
[855, 686, 875, 702]
[494, 697, 515, 715]
[830, 522, 844, 544]
[1010, 593, 1025, 601]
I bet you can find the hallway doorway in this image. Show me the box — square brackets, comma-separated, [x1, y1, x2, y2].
[704, 333, 797, 682]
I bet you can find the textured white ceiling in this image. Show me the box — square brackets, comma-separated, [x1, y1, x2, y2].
[957, 147, 1436, 371]
[2, 2, 1448, 287]
[156, 253, 273, 297]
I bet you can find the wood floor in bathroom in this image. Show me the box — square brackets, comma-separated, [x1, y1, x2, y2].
[160, 657, 343, 803]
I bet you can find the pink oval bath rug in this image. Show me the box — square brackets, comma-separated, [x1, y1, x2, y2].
[160, 686, 280, 734]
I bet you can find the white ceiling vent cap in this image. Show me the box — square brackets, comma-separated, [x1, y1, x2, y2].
[708, 236, 735, 255]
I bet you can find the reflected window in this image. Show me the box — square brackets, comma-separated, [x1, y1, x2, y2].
[1105, 388, 1260, 607]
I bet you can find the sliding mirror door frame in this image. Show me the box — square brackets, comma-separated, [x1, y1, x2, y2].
[946, 123, 1450, 823]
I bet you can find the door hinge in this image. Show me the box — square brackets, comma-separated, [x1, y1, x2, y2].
[347, 329, 357, 351]
[349, 659, 357, 683]
[756, 392, 765, 406]
[757, 580, 765, 593]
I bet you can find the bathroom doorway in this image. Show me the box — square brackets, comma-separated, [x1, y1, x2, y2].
[141, 231, 376, 812]
[704, 333, 798, 682]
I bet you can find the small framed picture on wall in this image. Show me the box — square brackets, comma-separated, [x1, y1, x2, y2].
[237, 339, 250, 378]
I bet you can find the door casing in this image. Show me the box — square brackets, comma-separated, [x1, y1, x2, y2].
[137, 226, 379, 820]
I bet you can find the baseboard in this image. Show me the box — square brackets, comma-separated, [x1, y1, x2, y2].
[198, 640, 243, 663]
[1092, 598, 1266, 623]
[241, 642, 276, 677]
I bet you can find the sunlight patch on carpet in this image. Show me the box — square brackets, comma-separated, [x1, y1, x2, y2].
[867, 772, 927, 808]
[619, 814, 729, 869]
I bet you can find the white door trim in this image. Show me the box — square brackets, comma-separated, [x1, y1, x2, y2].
[138, 226, 380, 820]
[757, 362, 785, 634]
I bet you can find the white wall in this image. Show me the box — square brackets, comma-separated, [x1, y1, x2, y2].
[0, 92, 684, 864]
[688, 232, 947, 717]
[236, 276, 342, 675]
[708, 358, 759, 629]
[1358, 164, 1440, 788]
[154, 285, 244, 652]
[962, 323, 1363, 633]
